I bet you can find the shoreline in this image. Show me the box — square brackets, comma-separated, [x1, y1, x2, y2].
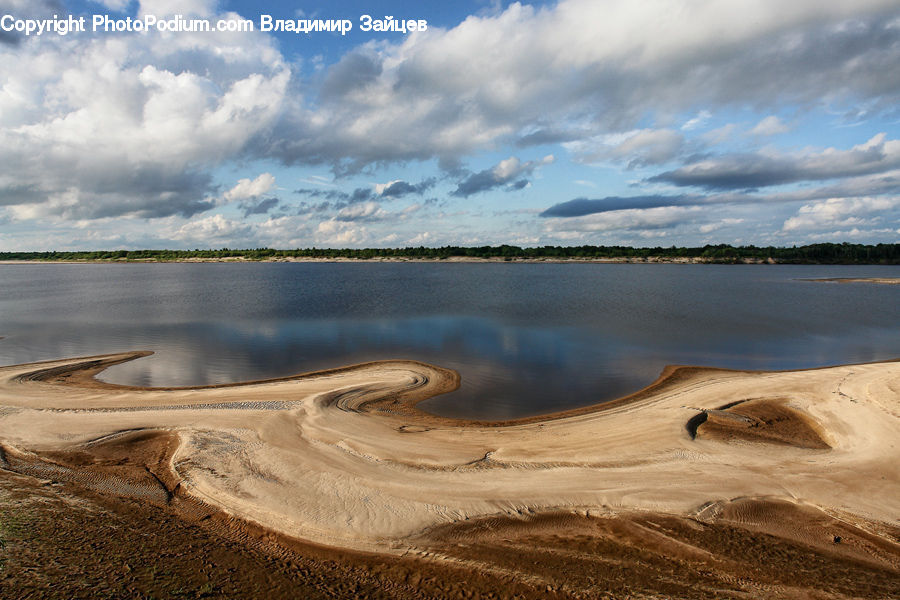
[2, 352, 899, 596]
[2, 256, 898, 267]
[801, 277, 900, 284]
[0, 256, 779, 264]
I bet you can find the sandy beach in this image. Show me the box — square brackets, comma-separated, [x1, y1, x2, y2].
[1, 352, 899, 597]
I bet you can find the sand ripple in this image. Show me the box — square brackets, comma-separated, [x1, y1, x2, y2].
[1, 352, 899, 554]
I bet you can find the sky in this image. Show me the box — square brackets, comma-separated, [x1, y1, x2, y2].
[0, 0, 899, 250]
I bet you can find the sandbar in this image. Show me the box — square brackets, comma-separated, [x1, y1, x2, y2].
[1, 352, 899, 597]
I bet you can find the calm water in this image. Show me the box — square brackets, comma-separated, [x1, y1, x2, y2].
[1, 263, 898, 419]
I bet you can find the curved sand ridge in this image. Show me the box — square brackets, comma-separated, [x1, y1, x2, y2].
[1, 352, 899, 553]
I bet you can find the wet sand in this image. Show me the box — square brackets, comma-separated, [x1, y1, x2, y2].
[1, 352, 899, 598]
[803, 277, 900, 284]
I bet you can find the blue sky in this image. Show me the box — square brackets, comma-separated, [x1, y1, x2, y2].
[0, 0, 898, 249]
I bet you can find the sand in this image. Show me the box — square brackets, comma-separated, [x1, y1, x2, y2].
[803, 277, 900, 284]
[1, 352, 899, 597]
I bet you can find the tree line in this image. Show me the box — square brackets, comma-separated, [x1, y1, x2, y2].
[0, 243, 898, 264]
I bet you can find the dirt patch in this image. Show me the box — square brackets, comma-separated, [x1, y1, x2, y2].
[421, 504, 900, 599]
[691, 398, 830, 449]
[0, 452, 561, 600]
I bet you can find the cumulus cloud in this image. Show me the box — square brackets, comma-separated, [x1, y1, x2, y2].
[315, 219, 369, 245]
[335, 201, 389, 222]
[173, 214, 253, 243]
[224, 173, 276, 202]
[0, 4, 289, 221]
[451, 155, 553, 197]
[3, 0, 900, 247]
[782, 196, 897, 231]
[651, 134, 900, 189]
[264, 0, 900, 171]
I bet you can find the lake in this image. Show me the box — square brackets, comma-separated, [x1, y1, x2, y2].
[1, 262, 898, 419]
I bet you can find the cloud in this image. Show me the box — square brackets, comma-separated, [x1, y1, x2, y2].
[651, 134, 900, 189]
[293, 187, 375, 212]
[451, 155, 553, 197]
[699, 218, 745, 233]
[0, 0, 63, 46]
[568, 129, 685, 167]
[682, 110, 712, 131]
[782, 196, 897, 231]
[543, 205, 704, 234]
[224, 173, 276, 202]
[335, 201, 389, 222]
[3, 0, 900, 248]
[515, 128, 587, 147]
[749, 115, 791, 136]
[702, 123, 738, 145]
[94, 0, 130, 10]
[375, 178, 436, 198]
[315, 219, 369, 245]
[173, 214, 253, 243]
[137, 0, 216, 18]
[541, 195, 692, 217]
[0, 3, 289, 221]
[264, 0, 900, 171]
[320, 51, 383, 99]
[239, 197, 280, 217]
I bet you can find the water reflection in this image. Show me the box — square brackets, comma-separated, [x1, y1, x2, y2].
[0, 263, 898, 419]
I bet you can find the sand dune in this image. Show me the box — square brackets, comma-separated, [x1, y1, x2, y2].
[1, 351, 898, 562]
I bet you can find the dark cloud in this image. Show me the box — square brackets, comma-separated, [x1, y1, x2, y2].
[0, 184, 44, 205]
[540, 195, 692, 218]
[452, 169, 500, 197]
[0, 0, 63, 46]
[380, 178, 436, 198]
[320, 52, 383, 99]
[26, 168, 217, 220]
[239, 197, 280, 217]
[451, 156, 551, 197]
[0, 29, 19, 47]
[293, 187, 374, 207]
[650, 134, 899, 190]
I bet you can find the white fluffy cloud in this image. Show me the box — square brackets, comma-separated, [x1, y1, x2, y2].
[224, 173, 276, 203]
[335, 201, 389, 222]
[173, 214, 252, 242]
[2, 0, 900, 248]
[0, 6, 288, 220]
[268, 0, 900, 170]
[782, 197, 897, 231]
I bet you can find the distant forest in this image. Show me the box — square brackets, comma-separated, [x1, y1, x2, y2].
[1, 243, 898, 264]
